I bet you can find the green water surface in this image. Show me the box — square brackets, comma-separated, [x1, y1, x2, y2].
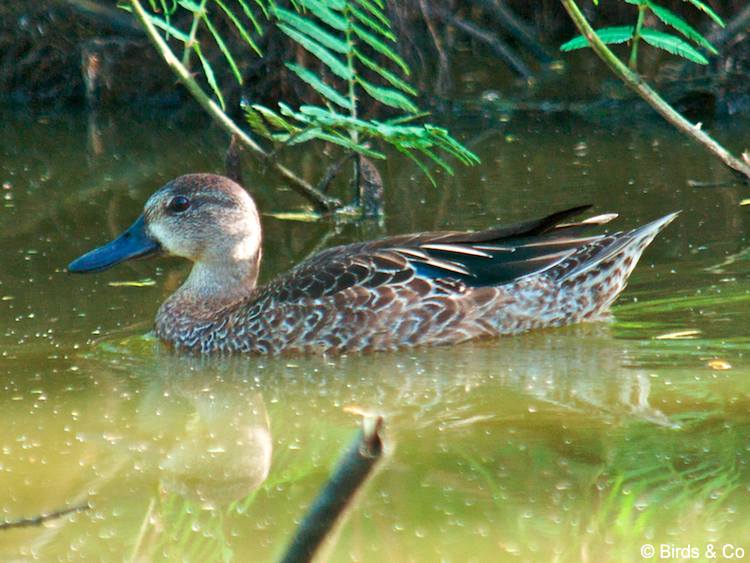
[1, 107, 749, 562]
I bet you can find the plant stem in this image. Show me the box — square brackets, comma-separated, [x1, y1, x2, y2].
[344, 6, 358, 145]
[628, 3, 646, 72]
[181, 0, 205, 68]
[129, 0, 341, 212]
[343, 6, 361, 208]
[560, 0, 750, 182]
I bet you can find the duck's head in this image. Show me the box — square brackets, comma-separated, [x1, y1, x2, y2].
[68, 174, 262, 277]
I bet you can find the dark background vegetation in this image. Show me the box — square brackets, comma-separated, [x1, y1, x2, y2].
[3, 0, 748, 113]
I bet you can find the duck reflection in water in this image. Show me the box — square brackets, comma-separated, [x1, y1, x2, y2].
[155, 385, 272, 508]
[122, 358, 273, 508]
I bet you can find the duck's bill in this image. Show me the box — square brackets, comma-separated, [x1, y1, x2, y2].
[68, 215, 161, 273]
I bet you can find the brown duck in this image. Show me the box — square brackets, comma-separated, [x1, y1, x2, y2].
[68, 174, 678, 354]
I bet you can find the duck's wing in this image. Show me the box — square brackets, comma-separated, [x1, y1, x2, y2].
[263, 205, 618, 302]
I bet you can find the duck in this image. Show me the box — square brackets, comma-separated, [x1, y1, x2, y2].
[68, 174, 678, 354]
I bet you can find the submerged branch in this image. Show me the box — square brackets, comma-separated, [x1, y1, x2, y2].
[560, 0, 750, 182]
[280, 416, 384, 563]
[128, 0, 341, 213]
[0, 502, 91, 531]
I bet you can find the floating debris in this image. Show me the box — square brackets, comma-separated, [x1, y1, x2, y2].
[264, 211, 322, 222]
[654, 329, 702, 340]
[107, 278, 156, 288]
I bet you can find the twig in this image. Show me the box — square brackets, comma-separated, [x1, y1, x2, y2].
[224, 133, 244, 185]
[128, 0, 341, 213]
[57, 0, 143, 35]
[280, 416, 384, 563]
[473, 0, 554, 64]
[560, 0, 750, 182]
[316, 152, 357, 194]
[0, 502, 91, 531]
[181, 0, 205, 68]
[707, 3, 750, 49]
[418, 0, 451, 95]
[439, 11, 533, 79]
[356, 155, 384, 219]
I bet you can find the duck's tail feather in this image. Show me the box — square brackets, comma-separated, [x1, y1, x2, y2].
[558, 211, 679, 283]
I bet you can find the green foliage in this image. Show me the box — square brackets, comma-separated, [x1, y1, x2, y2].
[560, 0, 725, 67]
[128, 0, 478, 188]
[560, 25, 635, 50]
[247, 0, 478, 183]
[639, 28, 708, 64]
[121, 0, 268, 108]
[244, 103, 478, 179]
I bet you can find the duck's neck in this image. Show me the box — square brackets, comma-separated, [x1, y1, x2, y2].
[160, 246, 262, 323]
[186, 254, 260, 301]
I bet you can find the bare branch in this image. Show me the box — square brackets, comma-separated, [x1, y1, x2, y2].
[280, 416, 384, 563]
[0, 502, 91, 531]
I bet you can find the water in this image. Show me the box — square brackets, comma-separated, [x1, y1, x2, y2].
[2, 106, 750, 561]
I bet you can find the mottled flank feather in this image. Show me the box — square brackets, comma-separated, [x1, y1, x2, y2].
[140, 177, 678, 354]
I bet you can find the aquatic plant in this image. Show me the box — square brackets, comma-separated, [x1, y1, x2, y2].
[124, 0, 478, 216]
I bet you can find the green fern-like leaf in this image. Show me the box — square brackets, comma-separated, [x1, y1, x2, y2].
[296, 0, 348, 30]
[237, 0, 267, 31]
[353, 0, 390, 27]
[560, 26, 635, 51]
[243, 106, 273, 138]
[349, 4, 395, 40]
[355, 51, 417, 95]
[275, 7, 349, 53]
[203, 12, 244, 83]
[357, 79, 418, 113]
[136, 7, 190, 41]
[250, 104, 298, 132]
[351, 22, 409, 74]
[647, 1, 717, 55]
[131, 0, 477, 185]
[273, 0, 415, 112]
[640, 28, 709, 64]
[193, 43, 226, 108]
[278, 23, 352, 79]
[685, 0, 725, 27]
[215, 0, 262, 55]
[129, 0, 270, 107]
[285, 62, 351, 108]
[245, 0, 478, 180]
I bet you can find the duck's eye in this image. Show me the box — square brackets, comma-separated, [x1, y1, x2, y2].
[168, 195, 191, 213]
